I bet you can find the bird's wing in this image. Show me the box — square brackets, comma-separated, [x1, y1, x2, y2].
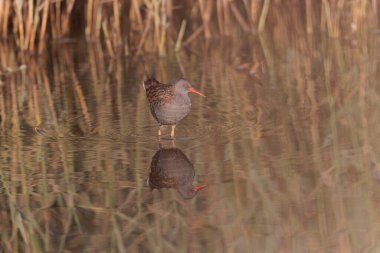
[145, 84, 175, 104]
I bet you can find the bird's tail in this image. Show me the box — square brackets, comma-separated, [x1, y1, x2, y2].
[142, 69, 161, 90]
[143, 75, 158, 90]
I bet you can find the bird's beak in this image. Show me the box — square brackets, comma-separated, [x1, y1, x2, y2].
[188, 88, 206, 97]
[193, 184, 207, 191]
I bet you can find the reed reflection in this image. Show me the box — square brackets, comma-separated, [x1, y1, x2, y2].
[147, 142, 206, 199]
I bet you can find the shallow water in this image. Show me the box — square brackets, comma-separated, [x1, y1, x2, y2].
[0, 29, 380, 252]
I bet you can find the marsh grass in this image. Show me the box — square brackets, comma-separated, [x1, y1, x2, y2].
[0, 21, 379, 251]
[0, 0, 377, 55]
[0, 1, 379, 252]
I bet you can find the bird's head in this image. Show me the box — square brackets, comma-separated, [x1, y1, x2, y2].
[175, 79, 206, 97]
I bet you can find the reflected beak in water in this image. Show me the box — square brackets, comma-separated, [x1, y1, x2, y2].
[193, 184, 207, 191]
[188, 88, 206, 97]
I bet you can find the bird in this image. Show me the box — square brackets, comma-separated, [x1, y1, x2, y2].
[143, 75, 205, 138]
[147, 147, 207, 199]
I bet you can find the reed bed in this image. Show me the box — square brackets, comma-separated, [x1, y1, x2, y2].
[0, 10, 379, 252]
[0, 0, 377, 55]
[0, 1, 379, 252]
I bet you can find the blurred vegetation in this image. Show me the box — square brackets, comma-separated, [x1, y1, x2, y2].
[0, 0, 377, 55]
[0, 0, 379, 252]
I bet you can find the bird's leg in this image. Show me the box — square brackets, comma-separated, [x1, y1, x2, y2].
[170, 125, 176, 139]
[158, 125, 162, 136]
[158, 134, 162, 144]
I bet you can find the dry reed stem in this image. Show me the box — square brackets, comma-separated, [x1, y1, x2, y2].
[10, 80, 19, 136]
[0, 1, 4, 35]
[0, 0, 10, 38]
[158, 16, 167, 56]
[216, 0, 224, 34]
[29, 1, 39, 51]
[38, 0, 49, 53]
[113, 0, 122, 46]
[323, 0, 338, 37]
[95, 2, 103, 39]
[250, 0, 260, 25]
[183, 25, 203, 46]
[86, 0, 94, 37]
[0, 86, 5, 130]
[258, 0, 270, 32]
[55, 0, 62, 37]
[137, 16, 152, 55]
[49, 2, 57, 39]
[14, 3, 26, 50]
[221, 0, 231, 35]
[63, 50, 92, 133]
[31, 79, 41, 126]
[198, 0, 213, 38]
[306, 0, 313, 34]
[102, 20, 115, 57]
[175, 20, 187, 51]
[0, 0, 376, 55]
[230, 2, 250, 32]
[24, 0, 34, 50]
[62, 0, 76, 35]
[131, 0, 143, 28]
[41, 67, 57, 125]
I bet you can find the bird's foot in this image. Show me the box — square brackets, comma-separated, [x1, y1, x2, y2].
[158, 126, 162, 136]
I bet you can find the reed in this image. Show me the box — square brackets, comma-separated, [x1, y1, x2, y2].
[0, 30, 379, 253]
[0, 0, 376, 54]
[0, 1, 379, 252]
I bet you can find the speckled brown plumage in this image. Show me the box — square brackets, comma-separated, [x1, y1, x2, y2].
[143, 75, 205, 137]
[145, 84, 175, 105]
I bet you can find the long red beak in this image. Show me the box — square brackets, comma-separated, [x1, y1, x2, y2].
[193, 184, 207, 191]
[188, 88, 206, 97]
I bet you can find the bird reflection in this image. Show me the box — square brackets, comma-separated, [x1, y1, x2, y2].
[147, 143, 206, 199]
